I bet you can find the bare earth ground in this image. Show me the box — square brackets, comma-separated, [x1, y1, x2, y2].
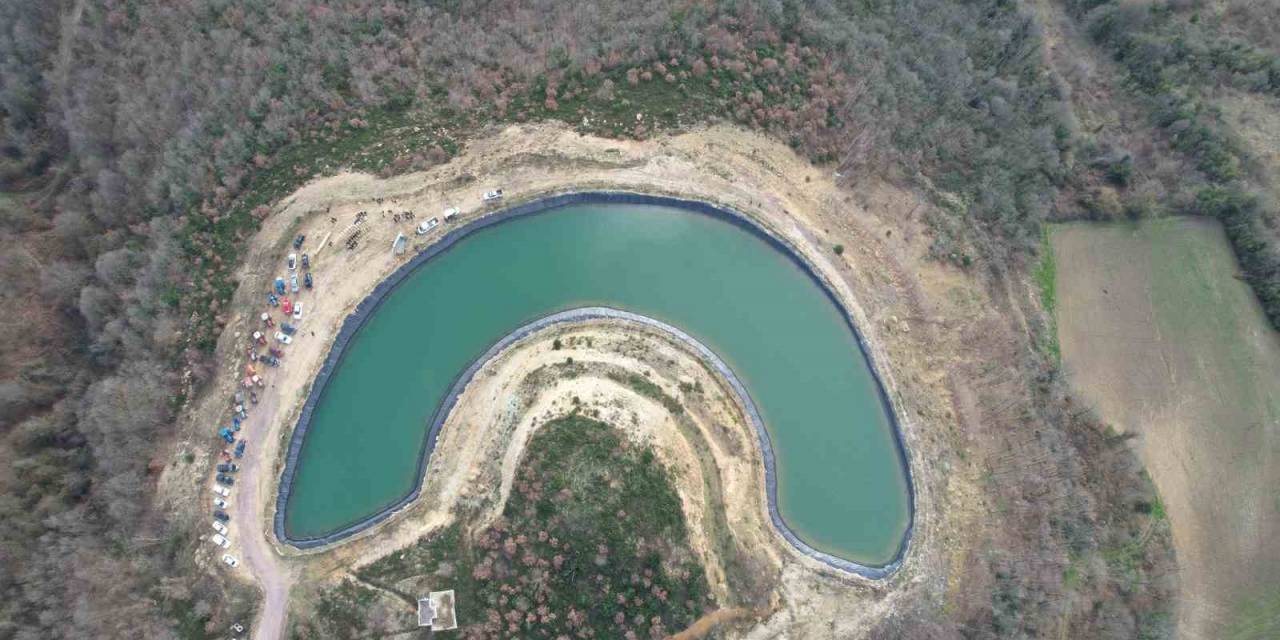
[1053, 218, 1280, 639]
[155, 122, 1038, 639]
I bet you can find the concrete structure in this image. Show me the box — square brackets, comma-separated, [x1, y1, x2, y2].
[417, 590, 456, 630]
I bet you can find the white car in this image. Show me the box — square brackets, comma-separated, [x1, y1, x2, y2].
[213, 497, 227, 509]
[443, 206, 460, 222]
[212, 521, 228, 535]
[287, 253, 297, 270]
[274, 332, 292, 345]
[482, 189, 503, 202]
[222, 554, 239, 568]
[292, 302, 303, 321]
[211, 534, 230, 549]
[212, 485, 230, 498]
[415, 217, 439, 235]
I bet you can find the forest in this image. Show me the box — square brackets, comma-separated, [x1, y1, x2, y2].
[0, 0, 1273, 637]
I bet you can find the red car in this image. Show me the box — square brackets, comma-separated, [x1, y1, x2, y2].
[281, 297, 293, 315]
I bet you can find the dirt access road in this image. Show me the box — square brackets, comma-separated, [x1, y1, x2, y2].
[235, 385, 291, 640]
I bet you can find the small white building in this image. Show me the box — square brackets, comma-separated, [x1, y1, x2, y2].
[417, 590, 457, 630]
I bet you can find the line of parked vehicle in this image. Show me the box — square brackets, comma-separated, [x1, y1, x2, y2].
[205, 198, 492, 572]
[209, 233, 321, 569]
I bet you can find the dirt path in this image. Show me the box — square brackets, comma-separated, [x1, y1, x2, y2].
[669, 607, 765, 639]
[235, 387, 292, 640]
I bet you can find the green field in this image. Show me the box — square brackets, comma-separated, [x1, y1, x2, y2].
[1052, 217, 1280, 639]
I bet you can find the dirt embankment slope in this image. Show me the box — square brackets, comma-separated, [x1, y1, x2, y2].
[1054, 218, 1280, 639]
[160, 122, 1113, 638]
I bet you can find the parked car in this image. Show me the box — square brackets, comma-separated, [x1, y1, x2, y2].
[213, 498, 227, 509]
[211, 534, 230, 549]
[216, 474, 235, 486]
[281, 322, 297, 335]
[301, 254, 310, 269]
[267, 292, 279, 306]
[290, 274, 299, 293]
[281, 297, 292, 315]
[216, 463, 232, 473]
[483, 189, 503, 202]
[213, 510, 230, 522]
[212, 521, 228, 535]
[212, 485, 230, 497]
[443, 206, 460, 222]
[304, 272, 313, 289]
[269, 347, 283, 358]
[234, 440, 247, 458]
[292, 302, 303, 321]
[264, 355, 280, 367]
[274, 332, 292, 345]
[222, 554, 239, 568]
[274, 278, 285, 295]
[415, 217, 439, 235]
[287, 253, 297, 270]
[293, 234, 305, 249]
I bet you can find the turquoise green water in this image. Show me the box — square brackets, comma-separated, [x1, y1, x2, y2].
[284, 203, 910, 563]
